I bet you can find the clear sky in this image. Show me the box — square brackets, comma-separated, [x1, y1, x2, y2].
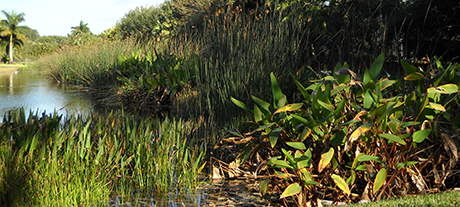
[1, 0, 165, 36]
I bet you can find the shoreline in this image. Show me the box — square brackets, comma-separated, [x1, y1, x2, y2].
[0, 64, 28, 73]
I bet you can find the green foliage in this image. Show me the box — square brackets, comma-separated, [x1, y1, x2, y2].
[228, 54, 460, 205]
[0, 109, 206, 206]
[113, 2, 178, 41]
[115, 49, 199, 115]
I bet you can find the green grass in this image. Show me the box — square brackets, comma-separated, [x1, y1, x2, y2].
[346, 191, 460, 207]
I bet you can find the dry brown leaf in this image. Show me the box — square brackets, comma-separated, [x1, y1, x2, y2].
[441, 133, 458, 169]
[407, 168, 427, 192]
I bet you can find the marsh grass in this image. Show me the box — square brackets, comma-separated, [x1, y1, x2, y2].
[0, 108, 205, 206]
[32, 39, 141, 87]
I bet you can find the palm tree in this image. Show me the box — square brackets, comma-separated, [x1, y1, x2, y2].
[0, 10, 27, 64]
[70, 20, 92, 36]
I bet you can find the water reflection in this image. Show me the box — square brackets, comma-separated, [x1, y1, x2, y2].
[0, 71, 93, 121]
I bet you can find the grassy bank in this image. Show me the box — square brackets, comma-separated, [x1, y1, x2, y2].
[0, 63, 28, 72]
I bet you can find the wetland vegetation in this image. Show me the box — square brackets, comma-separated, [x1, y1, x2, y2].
[1, 0, 460, 206]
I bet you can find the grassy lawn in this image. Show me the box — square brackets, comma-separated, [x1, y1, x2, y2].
[0, 63, 29, 72]
[345, 190, 460, 207]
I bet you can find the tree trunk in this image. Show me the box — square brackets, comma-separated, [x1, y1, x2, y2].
[9, 35, 14, 64]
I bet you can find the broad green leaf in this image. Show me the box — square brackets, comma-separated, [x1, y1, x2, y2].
[379, 133, 406, 145]
[299, 128, 311, 142]
[260, 179, 269, 197]
[318, 147, 334, 173]
[363, 68, 371, 86]
[270, 72, 284, 107]
[364, 90, 374, 109]
[369, 53, 384, 81]
[404, 72, 424, 81]
[299, 168, 319, 190]
[293, 77, 311, 101]
[397, 161, 419, 170]
[291, 114, 309, 125]
[331, 174, 350, 195]
[427, 84, 459, 95]
[349, 123, 373, 142]
[428, 102, 445, 112]
[251, 123, 275, 133]
[330, 130, 346, 147]
[252, 96, 271, 113]
[254, 105, 263, 122]
[282, 148, 296, 167]
[401, 60, 418, 74]
[280, 183, 302, 198]
[357, 154, 382, 163]
[347, 170, 357, 185]
[269, 128, 282, 148]
[373, 168, 387, 194]
[413, 129, 431, 143]
[317, 99, 334, 112]
[356, 165, 369, 171]
[267, 159, 293, 169]
[231, 97, 246, 109]
[274, 103, 303, 115]
[287, 142, 306, 150]
[379, 80, 397, 91]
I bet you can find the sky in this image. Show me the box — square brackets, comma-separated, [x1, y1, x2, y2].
[1, 0, 165, 36]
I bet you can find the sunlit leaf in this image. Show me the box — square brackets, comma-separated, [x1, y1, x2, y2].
[331, 174, 350, 195]
[299, 128, 311, 142]
[281, 183, 302, 198]
[373, 168, 387, 194]
[317, 99, 334, 112]
[252, 96, 271, 114]
[404, 72, 424, 81]
[357, 154, 382, 163]
[254, 105, 263, 122]
[267, 159, 293, 169]
[260, 179, 269, 197]
[271, 72, 284, 107]
[269, 128, 282, 148]
[413, 129, 431, 143]
[379, 133, 406, 145]
[318, 147, 334, 173]
[231, 97, 246, 109]
[345, 123, 373, 151]
[427, 84, 459, 95]
[274, 103, 303, 115]
[397, 161, 419, 170]
[287, 142, 306, 150]
[428, 102, 446, 112]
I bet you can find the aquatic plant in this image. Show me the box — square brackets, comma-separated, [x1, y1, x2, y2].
[0, 109, 206, 206]
[225, 54, 460, 205]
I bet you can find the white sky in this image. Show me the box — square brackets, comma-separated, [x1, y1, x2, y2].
[1, 0, 165, 36]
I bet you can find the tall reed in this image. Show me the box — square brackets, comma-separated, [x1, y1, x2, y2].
[32, 39, 140, 88]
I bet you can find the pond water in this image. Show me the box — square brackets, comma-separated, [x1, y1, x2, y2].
[0, 70, 94, 121]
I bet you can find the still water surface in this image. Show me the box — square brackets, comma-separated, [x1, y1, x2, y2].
[0, 71, 93, 120]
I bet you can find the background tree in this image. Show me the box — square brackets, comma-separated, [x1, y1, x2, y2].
[0, 10, 27, 64]
[70, 20, 92, 36]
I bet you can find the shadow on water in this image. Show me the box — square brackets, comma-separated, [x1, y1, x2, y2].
[109, 178, 278, 207]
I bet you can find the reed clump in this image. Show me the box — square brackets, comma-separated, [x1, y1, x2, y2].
[0, 109, 205, 206]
